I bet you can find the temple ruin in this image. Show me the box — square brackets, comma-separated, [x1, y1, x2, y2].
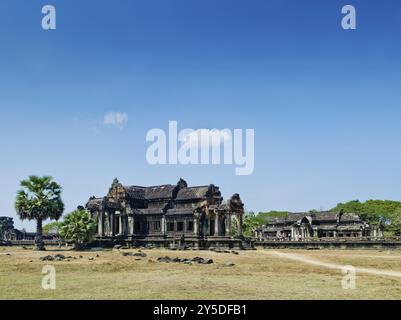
[85, 178, 252, 249]
[255, 211, 384, 241]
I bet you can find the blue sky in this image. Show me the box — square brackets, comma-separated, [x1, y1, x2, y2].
[1, 0, 401, 230]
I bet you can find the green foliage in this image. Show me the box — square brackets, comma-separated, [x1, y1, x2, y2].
[332, 200, 401, 236]
[60, 209, 96, 250]
[231, 211, 289, 237]
[237, 212, 260, 237]
[256, 211, 289, 224]
[43, 221, 63, 235]
[15, 176, 64, 221]
[15, 175, 64, 250]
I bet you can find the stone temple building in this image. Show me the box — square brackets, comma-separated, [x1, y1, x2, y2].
[86, 178, 251, 249]
[0, 216, 51, 241]
[255, 211, 384, 241]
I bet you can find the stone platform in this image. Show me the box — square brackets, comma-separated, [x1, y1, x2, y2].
[90, 236, 254, 250]
[255, 240, 401, 249]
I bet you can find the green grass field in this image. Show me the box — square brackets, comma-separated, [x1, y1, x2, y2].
[1, 246, 401, 300]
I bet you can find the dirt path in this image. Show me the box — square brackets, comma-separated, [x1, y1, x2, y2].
[264, 251, 401, 279]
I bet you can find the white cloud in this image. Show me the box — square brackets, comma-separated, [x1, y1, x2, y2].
[103, 112, 128, 130]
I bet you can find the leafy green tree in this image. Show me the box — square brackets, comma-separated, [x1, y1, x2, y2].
[44, 221, 63, 246]
[60, 209, 96, 250]
[43, 221, 63, 235]
[332, 200, 401, 236]
[256, 211, 289, 224]
[231, 212, 265, 237]
[15, 176, 64, 250]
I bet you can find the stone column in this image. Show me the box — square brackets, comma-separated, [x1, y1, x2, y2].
[104, 212, 109, 236]
[225, 214, 231, 237]
[110, 212, 115, 236]
[194, 217, 199, 235]
[98, 212, 103, 236]
[237, 213, 243, 237]
[161, 216, 166, 234]
[214, 213, 219, 236]
[128, 216, 133, 235]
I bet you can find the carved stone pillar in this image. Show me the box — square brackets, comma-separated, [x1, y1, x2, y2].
[120, 214, 123, 235]
[104, 212, 109, 236]
[237, 213, 243, 237]
[110, 212, 115, 236]
[194, 217, 199, 235]
[214, 212, 219, 236]
[225, 214, 231, 237]
[128, 215, 134, 235]
[98, 212, 103, 236]
[161, 216, 166, 234]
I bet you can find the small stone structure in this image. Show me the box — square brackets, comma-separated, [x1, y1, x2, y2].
[0, 217, 36, 241]
[255, 211, 384, 241]
[86, 178, 252, 249]
[0, 216, 57, 243]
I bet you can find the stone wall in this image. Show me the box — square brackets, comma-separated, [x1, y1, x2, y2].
[255, 240, 401, 249]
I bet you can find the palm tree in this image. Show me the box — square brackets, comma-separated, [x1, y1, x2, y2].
[15, 176, 64, 250]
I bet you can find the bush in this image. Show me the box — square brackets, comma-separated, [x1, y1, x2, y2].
[60, 209, 96, 250]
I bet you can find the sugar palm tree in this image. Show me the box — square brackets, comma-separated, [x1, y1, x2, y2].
[15, 176, 64, 250]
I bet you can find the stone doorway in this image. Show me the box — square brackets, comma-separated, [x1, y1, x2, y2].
[114, 214, 120, 235]
[210, 219, 215, 236]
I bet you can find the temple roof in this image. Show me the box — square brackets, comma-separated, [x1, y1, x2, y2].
[341, 212, 362, 222]
[176, 186, 210, 200]
[86, 197, 105, 210]
[314, 211, 338, 221]
[267, 211, 365, 226]
[121, 184, 177, 201]
[124, 186, 146, 200]
[272, 213, 305, 224]
[87, 179, 226, 211]
[145, 185, 176, 200]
